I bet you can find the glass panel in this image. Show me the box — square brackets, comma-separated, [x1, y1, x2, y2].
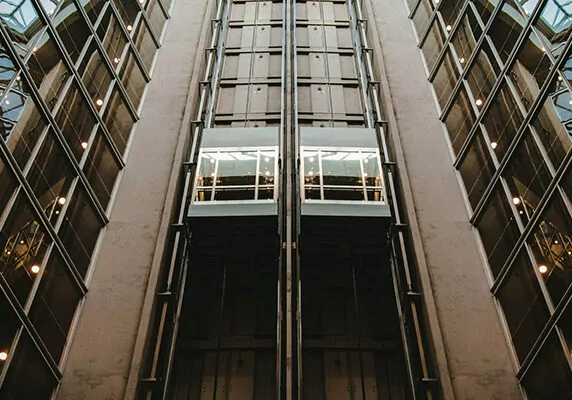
[258, 149, 275, 187]
[503, 130, 552, 224]
[476, 183, 521, 277]
[466, 42, 501, 108]
[522, 331, 572, 399]
[26, 131, 76, 223]
[528, 193, 572, 307]
[498, 250, 550, 363]
[0, 193, 51, 305]
[0, 43, 17, 85]
[26, 32, 70, 108]
[53, 0, 91, 65]
[0, 291, 20, 374]
[103, 88, 135, 154]
[77, 42, 113, 106]
[531, 90, 572, 171]
[421, 19, 447, 72]
[117, 49, 146, 109]
[97, 7, 128, 64]
[55, 80, 97, 160]
[439, 0, 463, 27]
[0, 81, 48, 169]
[29, 250, 81, 364]
[303, 149, 320, 200]
[444, 87, 476, 154]
[472, 0, 499, 24]
[58, 186, 102, 278]
[112, 0, 140, 29]
[83, 0, 105, 24]
[0, 155, 17, 215]
[83, 131, 121, 208]
[559, 300, 572, 357]
[145, 0, 166, 36]
[481, 81, 524, 159]
[450, 8, 482, 66]
[432, 49, 460, 109]
[216, 151, 257, 186]
[0, 0, 45, 51]
[321, 151, 361, 186]
[534, 0, 572, 54]
[0, 332, 57, 399]
[412, 0, 434, 35]
[489, 0, 525, 63]
[510, 31, 552, 111]
[459, 129, 495, 208]
[132, 18, 157, 72]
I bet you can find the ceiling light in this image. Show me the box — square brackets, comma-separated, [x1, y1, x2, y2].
[32, 46, 37, 52]
[446, 25, 452, 31]
[15, 75, 20, 81]
[31, 265, 40, 274]
[0, 352, 7, 361]
[96, 99, 104, 106]
[512, 197, 520, 205]
[491, 141, 498, 149]
[4, 100, 9, 105]
[127, 25, 133, 31]
[519, 210, 523, 214]
[309, 157, 314, 162]
[459, 57, 465, 64]
[58, 197, 66, 205]
[555, 240, 559, 244]
[308, 170, 314, 176]
[475, 98, 483, 106]
[538, 265, 548, 274]
[113, 57, 120, 64]
[558, 76, 563, 82]
[541, 47, 546, 53]
[81, 141, 88, 149]
[264, 157, 270, 162]
[20, 240, 24, 244]
[265, 171, 271, 176]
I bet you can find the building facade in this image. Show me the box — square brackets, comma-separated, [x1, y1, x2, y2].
[0, 0, 569, 399]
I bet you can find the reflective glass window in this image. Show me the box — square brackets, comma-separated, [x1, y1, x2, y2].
[498, 249, 549, 363]
[0, 155, 17, 215]
[58, 186, 102, 278]
[132, 20, 157, 72]
[439, 0, 463, 28]
[531, 90, 572, 171]
[145, 0, 166, 36]
[510, 31, 552, 111]
[55, 80, 97, 160]
[528, 193, 572, 308]
[534, 0, 572, 54]
[0, 193, 51, 306]
[444, 87, 476, 154]
[522, 331, 572, 399]
[103, 88, 135, 154]
[26, 131, 76, 223]
[83, 0, 105, 25]
[503, 130, 552, 224]
[466, 42, 501, 108]
[559, 300, 572, 356]
[0, 332, 57, 400]
[476, 183, 521, 277]
[412, 0, 434, 35]
[83, 130, 121, 208]
[432, 49, 460, 109]
[450, 8, 482, 66]
[117, 49, 146, 109]
[0, 81, 48, 169]
[77, 42, 113, 106]
[112, 0, 140, 29]
[481, 81, 524, 159]
[26, 32, 70, 108]
[0, 292, 20, 374]
[472, 0, 499, 25]
[0, 43, 17, 85]
[489, 0, 525, 63]
[53, 0, 91, 65]
[29, 250, 81, 364]
[421, 19, 447, 72]
[97, 7, 128, 64]
[459, 129, 495, 208]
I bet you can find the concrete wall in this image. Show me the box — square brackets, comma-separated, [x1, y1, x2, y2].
[365, 0, 522, 399]
[55, 0, 211, 398]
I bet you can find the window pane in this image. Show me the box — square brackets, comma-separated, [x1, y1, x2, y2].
[77, 43, 113, 106]
[83, 131, 121, 208]
[83, 0, 105, 24]
[489, 0, 524, 63]
[510, 31, 552, 111]
[528, 193, 572, 308]
[503, 130, 552, 224]
[522, 331, 572, 399]
[450, 9, 482, 65]
[117, 49, 146, 109]
[459, 129, 496, 208]
[0, 193, 51, 306]
[97, 7, 129, 66]
[55, 80, 97, 160]
[498, 250, 550, 363]
[531, 91, 572, 172]
[0, 155, 17, 215]
[0, 43, 18, 85]
[145, 0, 166, 36]
[421, 19, 447, 72]
[559, 300, 572, 358]
[217, 151, 257, 186]
[476, 183, 521, 277]
[0, 291, 21, 375]
[432, 49, 460, 109]
[321, 151, 361, 186]
[481, 81, 524, 160]
[29, 250, 81, 364]
[412, 0, 433, 35]
[0, 332, 57, 400]
[439, 0, 463, 28]
[112, 0, 140, 29]
[534, 0, 572, 54]
[0, 0, 45, 51]
[53, 0, 91, 65]
[132, 20, 157, 72]
[58, 186, 102, 278]
[444, 87, 476, 154]
[465, 42, 500, 106]
[103, 89, 135, 154]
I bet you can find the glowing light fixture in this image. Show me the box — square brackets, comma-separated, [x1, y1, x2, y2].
[0, 352, 7, 361]
[491, 142, 498, 149]
[127, 25, 133, 31]
[446, 25, 452, 31]
[31, 265, 40, 274]
[58, 197, 66, 205]
[81, 142, 88, 149]
[512, 197, 520, 205]
[475, 98, 483, 106]
[96, 99, 104, 106]
[539, 265, 548, 274]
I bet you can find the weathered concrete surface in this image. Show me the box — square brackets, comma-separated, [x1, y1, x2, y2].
[366, 0, 522, 399]
[56, 1, 209, 398]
